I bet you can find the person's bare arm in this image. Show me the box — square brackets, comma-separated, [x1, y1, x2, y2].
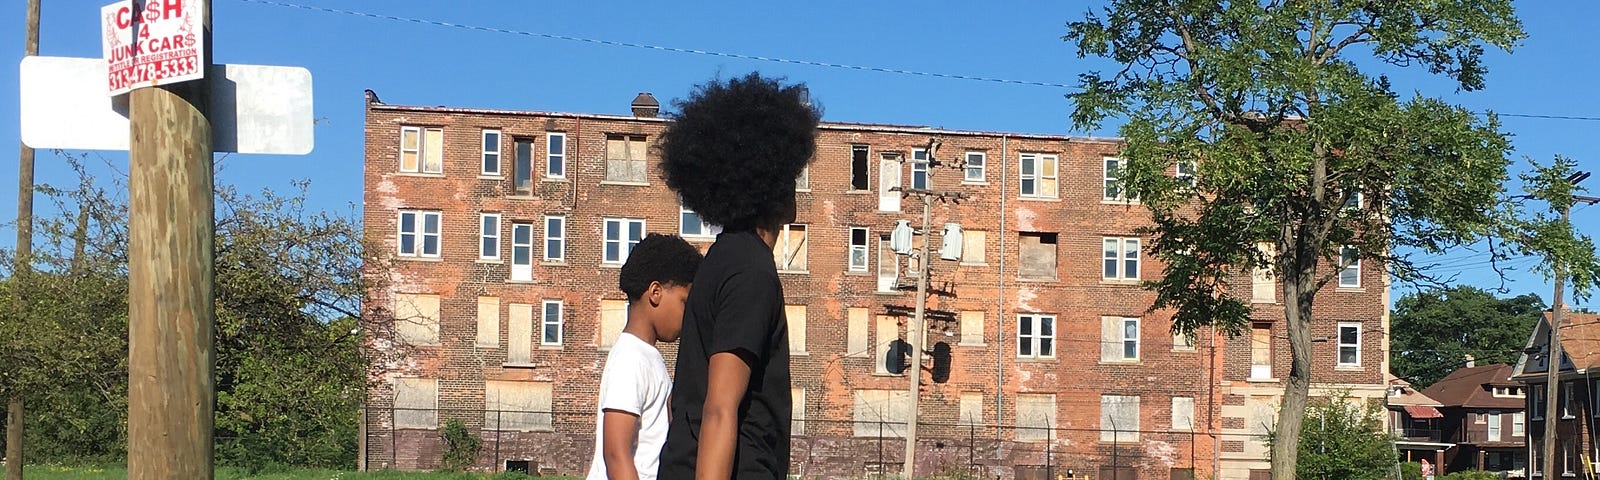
[602, 409, 642, 480]
[694, 351, 752, 480]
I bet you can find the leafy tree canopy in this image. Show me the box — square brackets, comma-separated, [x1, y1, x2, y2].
[1392, 285, 1544, 388]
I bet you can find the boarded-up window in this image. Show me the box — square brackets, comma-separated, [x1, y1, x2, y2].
[393, 293, 440, 345]
[959, 392, 983, 426]
[791, 388, 806, 435]
[1100, 395, 1139, 442]
[508, 304, 533, 364]
[786, 305, 807, 353]
[1250, 323, 1272, 379]
[484, 380, 554, 432]
[853, 389, 909, 437]
[599, 300, 628, 349]
[1252, 242, 1276, 303]
[394, 378, 437, 429]
[962, 229, 986, 264]
[605, 135, 648, 183]
[1015, 394, 1057, 442]
[877, 235, 898, 292]
[875, 315, 901, 375]
[879, 153, 902, 212]
[960, 311, 985, 346]
[476, 296, 499, 347]
[1172, 397, 1195, 431]
[847, 307, 869, 357]
[774, 225, 808, 271]
[1018, 232, 1057, 280]
[399, 126, 443, 174]
[1173, 330, 1196, 352]
[1101, 316, 1140, 362]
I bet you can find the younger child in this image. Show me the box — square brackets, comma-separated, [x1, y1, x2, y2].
[587, 233, 704, 480]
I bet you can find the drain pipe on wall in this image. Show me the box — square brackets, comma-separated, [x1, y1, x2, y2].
[995, 134, 1009, 444]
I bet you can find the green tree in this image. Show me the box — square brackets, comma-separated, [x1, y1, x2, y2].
[1065, 2, 1526, 478]
[1284, 393, 1396, 480]
[1392, 286, 1544, 388]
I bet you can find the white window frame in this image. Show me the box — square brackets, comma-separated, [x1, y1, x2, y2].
[1120, 317, 1140, 361]
[512, 138, 534, 195]
[543, 216, 565, 262]
[680, 201, 720, 239]
[397, 210, 441, 258]
[1339, 246, 1361, 288]
[1102, 237, 1140, 281]
[1103, 157, 1135, 202]
[964, 151, 986, 183]
[848, 227, 870, 272]
[1176, 160, 1197, 187]
[1563, 382, 1575, 419]
[482, 129, 502, 176]
[546, 132, 566, 179]
[1019, 153, 1058, 198]
[911, 148, 929, 190]
[603, 218, 646, 265]
[510, 222, 533, 281]
[399, 126, 443, 174]
[1017, 314, 1056, 359]
[540, 300, 563, 346]
[1513, 411, 1526, 437]
[1487, 412, 1502, 442]
[1337, 322, 1361, 367]
[877, 235, 898, 293]
[796, 166, 810, 191]
[479, 213, 501, 260]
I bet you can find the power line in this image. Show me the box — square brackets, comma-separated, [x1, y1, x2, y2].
[241, 0, 1600, 123]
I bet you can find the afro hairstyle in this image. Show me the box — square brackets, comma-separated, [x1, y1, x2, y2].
[659, 72, 822, 231]
[618, 233, 704, 302]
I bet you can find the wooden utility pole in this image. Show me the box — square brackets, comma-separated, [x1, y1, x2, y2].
[7, 1, 41, 479]
[126, 0, 216, 478]
[1540, 174, 1598, 479]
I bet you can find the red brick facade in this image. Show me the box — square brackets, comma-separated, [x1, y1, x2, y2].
[361, 93, 1390, 480]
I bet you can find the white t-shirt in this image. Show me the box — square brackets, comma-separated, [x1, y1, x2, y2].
[587, 333, 672, 480]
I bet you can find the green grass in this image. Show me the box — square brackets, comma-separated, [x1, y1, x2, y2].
[19, 465, 579, 480]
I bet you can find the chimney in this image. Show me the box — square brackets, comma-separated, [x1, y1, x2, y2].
[1465, 354, 1476, 368]
[631, 92, 659, 118]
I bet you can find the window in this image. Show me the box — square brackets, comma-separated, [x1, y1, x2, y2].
[1564, 441, 1575, 476]
[1016, 394, 1057, 442]
[399, 126, 443, 174]
[848, 227, 870, 272]
[961, 229, 986, 265]
[1252, 243, 1276, 303]
[1104, 157, 1135, 202]
[546, 133, 566, 179]
[846, 307, 869, 357]
[960, 311, 985, 346]
[1533, 387, 1546, 420]
[1176, 160, 1197, 187]
[1101, 316, 1140, 362]
[1017, 314, 1056, 359]
[1337, 323, 1361, 367]
[879, 152, 902, 212]
[480, 213, 501, 260]
[959, 392, 983, 426]
[541, 300, 563, 346]
[1019, 232, 1058, 280]
[476, 297, 499, 347]
[796, 166, 810, 191]
[680, 201, 720, 238]
[1172, 397, 1195, 431]
[1251, 323, 1272, 379]
[599, 299, 627, 349]
[397, 210, 441, 258]
[1513, 412, 1526, 437]
[510, 222, 533, 281]
[1173, 331, 1196, 352]
[1487, 412, 1502, 441]
[874, 315, 901, 375]
[605, 134, 648, 183]
[850, 145, 870, 191]
[774, 224, 808, 272]
[484, 381, 554, 432]
[603, 218, 645, 265]
[393, 293, 440, 345]
[791, 388, 807, 435]
[1339, 246, 1361, 288]
[911, 148, 929, 190]
[853, 389, 909, 437]
[786, 305, 807, 354]
[1563, 382, 1574, 419]
[1103, 237, 1141, 281]
[394, 378, 438, 429]
[507, 304, 533, 363]
[964, 152, 986, 183]
[1019, 153, 1058, 198]
[877, 235, 899, 292]
[1345, 191, 1364, 210]
[1100, 395, 1140, 442]
[482, 129, 502, 175]
[513, 138, 533, 195]
[543, 216, 565, 262]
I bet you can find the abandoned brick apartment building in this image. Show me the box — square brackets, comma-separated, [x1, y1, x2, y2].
[359, 90, 1392, 480]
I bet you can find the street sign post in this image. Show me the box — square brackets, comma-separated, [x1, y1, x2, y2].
[101, 0, 205, 96]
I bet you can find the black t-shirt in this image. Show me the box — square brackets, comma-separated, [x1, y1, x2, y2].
[657, 230, 792, 480]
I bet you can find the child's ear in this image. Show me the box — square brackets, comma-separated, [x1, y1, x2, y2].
[648, 281, 664, 307]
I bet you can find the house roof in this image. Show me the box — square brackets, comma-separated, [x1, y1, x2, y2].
[1387, 373, 1445, 407]
[1422, 364, 1525, 409]
[1557, 311, 1600, 371]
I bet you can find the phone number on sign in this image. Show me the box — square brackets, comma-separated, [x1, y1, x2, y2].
[109, 56, 200, 91]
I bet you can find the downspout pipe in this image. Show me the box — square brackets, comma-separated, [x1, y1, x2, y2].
[996, 135, 1009, 443]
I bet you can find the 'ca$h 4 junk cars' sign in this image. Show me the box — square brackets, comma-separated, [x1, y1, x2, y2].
[102, 0, 205, 97]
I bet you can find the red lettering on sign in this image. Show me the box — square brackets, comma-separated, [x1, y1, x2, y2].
[115, 6, 132, 29]
[160, 0, 183, 20]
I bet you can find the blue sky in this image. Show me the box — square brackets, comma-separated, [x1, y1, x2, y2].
[3, 1, 1597, 309]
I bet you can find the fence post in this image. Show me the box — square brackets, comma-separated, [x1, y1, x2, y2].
[969, 423, 976, 474]
[391, 405, 398, 470]
[878, 418, 885, 478]
[1047, 426, 1053, 480]
[493, 410, 501, 473]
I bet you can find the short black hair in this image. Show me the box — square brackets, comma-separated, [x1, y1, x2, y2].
[619, 233, 703, 302]
[660, 72, 822, 231]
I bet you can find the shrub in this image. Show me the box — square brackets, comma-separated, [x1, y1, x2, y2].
[440, 419, 481, 472]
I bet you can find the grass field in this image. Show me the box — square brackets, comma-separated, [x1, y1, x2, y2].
[19, 465, 579, 480]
